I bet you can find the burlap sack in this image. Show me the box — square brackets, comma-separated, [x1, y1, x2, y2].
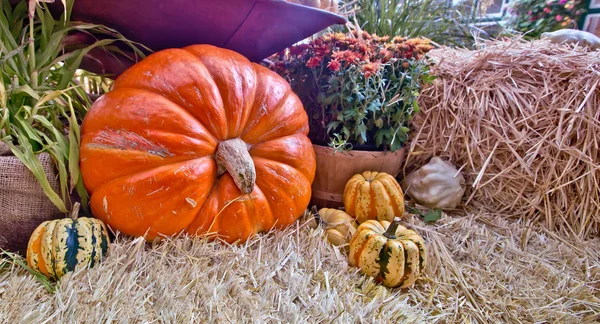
[0, 142, 63, 254]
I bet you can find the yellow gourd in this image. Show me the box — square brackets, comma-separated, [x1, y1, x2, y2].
[308, 207, 357, 246]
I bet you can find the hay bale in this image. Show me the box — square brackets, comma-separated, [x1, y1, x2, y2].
[408, 38, 600, 238]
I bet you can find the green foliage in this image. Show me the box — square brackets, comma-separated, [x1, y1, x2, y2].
[1, 249, 56, 293]
[505, 0, 587, 38]
[405, 205, 442, 223]
[320, 56, 432, 152]
[346, 0, 480, 47]
[268, 32, 434, 152]
[0, 0, 147, 213]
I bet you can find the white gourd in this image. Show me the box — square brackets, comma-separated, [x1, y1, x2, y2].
[403, 157, 465, 210]
[541, 29, 600, 51]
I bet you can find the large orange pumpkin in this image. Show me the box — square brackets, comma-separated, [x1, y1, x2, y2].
[79, 45, 316, 244]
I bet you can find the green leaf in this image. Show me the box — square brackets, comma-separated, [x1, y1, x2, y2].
[1, 249, 56, 293]
[6, 134, 67, 212]
[412, 100, 420, 113]
[358, 123, 367, 143]
[14, 84, 40, 100]
[390, 138, 403, 152]
[423, 209, 442, 223]
[406, 204, 441, 223]
[326, 121, 340, 134]
[374, 130, 384, 148]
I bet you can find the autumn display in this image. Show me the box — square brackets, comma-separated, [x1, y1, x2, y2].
[1, 0, 598, 322]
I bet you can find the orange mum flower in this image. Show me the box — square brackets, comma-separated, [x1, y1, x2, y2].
[361, 62, 381, 78]
[393, 36, 405, 43]
[416, 44, 433, 54]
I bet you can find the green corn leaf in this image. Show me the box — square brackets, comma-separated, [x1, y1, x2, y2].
[31, 89, 66, 119]
[46, 146, 69, 207]
[1, 0, 146, 212]
[36, 32, 64, 68]
[1, 249, 56, 293]
[14, 84, 39, 100]
[32, 115, 69, 151]
[66, 97, 81, 191]
[14, 117, 43, 146]
[0, 3, 19, 51]
[32, 114, 70, 201]
[0, 77, 6, 108]
[0, 107, 9, 131]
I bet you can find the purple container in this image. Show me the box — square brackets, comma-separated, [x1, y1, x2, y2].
[60, 0, 347, 76]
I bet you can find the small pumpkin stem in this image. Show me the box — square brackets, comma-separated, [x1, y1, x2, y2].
[215, 138, 256, 194]
[69, 202, 81, 221]
[383, 216, 402, 239]
[311, 205, 326, 226]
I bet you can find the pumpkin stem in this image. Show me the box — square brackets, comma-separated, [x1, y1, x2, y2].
[311, 205, 326, 226]
[215, 138, 256, 194]
[383, 216, 402, 239]
[69, 202, 81, 220]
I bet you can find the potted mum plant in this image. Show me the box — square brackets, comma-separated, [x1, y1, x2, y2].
[267, 31, 434, 207]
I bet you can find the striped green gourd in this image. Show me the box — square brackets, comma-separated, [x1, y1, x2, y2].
[349, 217, 427, 288]
[26, 205, 110, 280]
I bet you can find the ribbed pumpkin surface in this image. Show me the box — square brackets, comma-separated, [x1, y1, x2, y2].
[349, 219, 426, 288]
[26, 218, 110, 280]
[343, 171, 405, 224]
[79, 44, 316, 244]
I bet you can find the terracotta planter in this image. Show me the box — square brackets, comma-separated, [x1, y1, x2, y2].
[310, 144, 406, 208]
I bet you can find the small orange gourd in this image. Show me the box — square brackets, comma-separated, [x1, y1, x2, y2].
[343, 171, 405, 224]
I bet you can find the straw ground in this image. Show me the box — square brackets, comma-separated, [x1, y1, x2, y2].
[1, 209, 598, 323]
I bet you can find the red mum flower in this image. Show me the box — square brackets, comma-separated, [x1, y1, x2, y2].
[332, 50, 349, 61]
[358, 43, 371, 54]
[290, 44, 310, 55]
[306, 56, 323, 68]
[332, 50, 361, 65]
[345, 38, 359, 46]
[327, 59, 341, 72]
[379, 49, 393, 63]
[314, 44, 331, 57]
